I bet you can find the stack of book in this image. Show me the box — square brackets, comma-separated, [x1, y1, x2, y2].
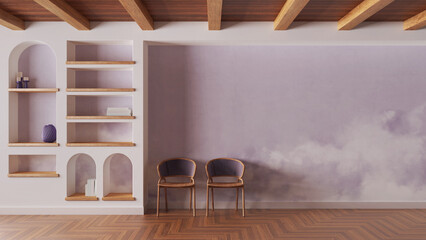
[106, 107, 132, 116]
[85, 179, 96, 196]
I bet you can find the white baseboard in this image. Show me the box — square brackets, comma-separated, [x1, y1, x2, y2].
[0, 206, 144, 215]
[148, 201, 426, 210]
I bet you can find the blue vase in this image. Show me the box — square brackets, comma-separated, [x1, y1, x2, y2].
[42, 124, 56, 143]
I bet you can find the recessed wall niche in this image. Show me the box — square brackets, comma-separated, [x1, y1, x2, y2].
[66, 154, 97, 201]
[8, 42, 57, 146]
[9, 155, 58, 177]
[103, 154, 134, 201]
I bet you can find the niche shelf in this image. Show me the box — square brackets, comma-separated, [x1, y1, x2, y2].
[103, 154, 134, 201]
[67, 123, 134, 147]
[67, 41, 134, 63]
[66, 154, 98, 201]
[9, 43, 57, 146]
[9, 155, 59, 178]
[67, 95, 133, 120]
[67, 88, 135, 92]
[8, 142, 59, 147]
[67, 61, 135, 65]
[8, 88, 59, 93]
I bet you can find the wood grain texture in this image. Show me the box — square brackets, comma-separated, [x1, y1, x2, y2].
[34, 0, 90, 30]
[66, 88, 135, 92]
[274, 0, 310, 30]
[66, 142, 135, 147]
[0, 0, 423, 21]
[8, 171, 59, 177]
[118, 0, 153, 30]
[102, 193, 135, 201]
[8, 88, 59, 93]
[404, 10, 426, 30]
[8, 142, 59, 147]
[207, 0, 223, 30]
[0, 209, 426, 239]
[65, 193, 98, 201]
[67, 116, 136, 120]
[0, 6, 24, 30]
[338, 0, 394, 30]
[66, 61, 135, 65]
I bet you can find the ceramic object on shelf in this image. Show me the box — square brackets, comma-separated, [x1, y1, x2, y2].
[42, 124, 56, 143]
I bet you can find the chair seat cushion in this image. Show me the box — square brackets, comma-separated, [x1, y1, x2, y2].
[159, 182, 195, 188]
[208, 182, 244, 188]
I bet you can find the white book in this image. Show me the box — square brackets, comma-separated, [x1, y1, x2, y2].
[85, 179, 96, 196]
[106, 107, 132, 116]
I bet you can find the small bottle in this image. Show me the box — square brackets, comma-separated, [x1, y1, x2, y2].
[23, 77, 30, 88]
[16, 77, 22, 88]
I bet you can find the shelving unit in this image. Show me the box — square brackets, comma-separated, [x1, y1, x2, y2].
[9, 88, 59, 93]
[9, 155, 58, 178]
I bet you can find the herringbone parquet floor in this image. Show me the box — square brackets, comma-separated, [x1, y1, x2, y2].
[0, 209, 425, 240]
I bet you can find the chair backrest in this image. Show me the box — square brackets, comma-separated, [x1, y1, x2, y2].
[205, 158, 245, 179]
[157, 158, 196, 178]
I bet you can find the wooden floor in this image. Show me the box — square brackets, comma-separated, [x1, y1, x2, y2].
[0, 209, 425, 240]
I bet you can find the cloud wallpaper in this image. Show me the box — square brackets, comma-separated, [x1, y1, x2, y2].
[147, 45, 426, 207]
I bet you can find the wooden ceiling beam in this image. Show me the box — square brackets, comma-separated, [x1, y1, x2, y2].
[207, 0, 223, 30]
[118, 0, 154, 30]
[34, 0, 90, 30]
[0, 7, 25, 30]
[404, 10, 426, 30]
[338, 0, 394, 30]
[274, 0, 310, 30]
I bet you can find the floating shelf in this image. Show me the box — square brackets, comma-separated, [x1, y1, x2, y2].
[65, 193, 98, 201]
[8, 88, 59, 93]
[67, 142, 135, 147]
[8, 142, 59, 147]
[8, 171, 59, 178]
[102, 193, 135, 201]
[67, 116, 135, 120]
[67, 88, 135, 92]
[66, 61, 135, 65]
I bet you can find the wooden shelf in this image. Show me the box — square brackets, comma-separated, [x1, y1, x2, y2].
[67, 88, 135, 92]
[65, 193, 98, 201]
[67, 142, 135, 147]
[67, 116, 135, 120]
[8, 142, 59, 147]
[8, 171, 59, 178]
[66, 61, 135, 65]
[8, 88, 59, 93]
[102, 193, 135, 201]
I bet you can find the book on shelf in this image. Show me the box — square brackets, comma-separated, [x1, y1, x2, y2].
[85, 179, 96, 196]
[106, 107, 132, 116]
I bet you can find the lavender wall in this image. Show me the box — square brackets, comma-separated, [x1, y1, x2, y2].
[148, 45, 426, 206]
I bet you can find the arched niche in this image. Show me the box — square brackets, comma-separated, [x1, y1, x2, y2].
[103, 153, 135, 201]
[8, 42, 57, 144]
[66, 154, 97, 201]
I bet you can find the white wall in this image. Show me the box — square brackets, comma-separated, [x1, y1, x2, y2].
[0, 22, 424, 214]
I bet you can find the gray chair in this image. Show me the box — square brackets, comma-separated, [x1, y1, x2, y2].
[205, 158, 245, 217]
[157, 158, 196, 216]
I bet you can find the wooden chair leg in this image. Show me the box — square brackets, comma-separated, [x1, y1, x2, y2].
[236, 188, 239, 210]
[206, 186, 209, 216]
[193, 186, 196, 217]
[190, 188, 193, 210]
[242, 187, 245, 217]
[164, 188, 168, 212]
[157, 185, 160, 217]
[211, 188, 214, 212]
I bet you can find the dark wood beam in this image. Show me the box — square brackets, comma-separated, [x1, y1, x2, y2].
[274, 0, 310, 30]
[207, 0, 223, 30]
[0, 7, 25, 30]
[404, 10, 426, 30]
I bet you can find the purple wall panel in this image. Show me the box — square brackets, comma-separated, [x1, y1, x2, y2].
[148, 45, 426, 205]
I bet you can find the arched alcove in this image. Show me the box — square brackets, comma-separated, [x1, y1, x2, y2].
[8, 42, 57, 145]
[103, 153, 134, 201]
[66, 154, 98, 201]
